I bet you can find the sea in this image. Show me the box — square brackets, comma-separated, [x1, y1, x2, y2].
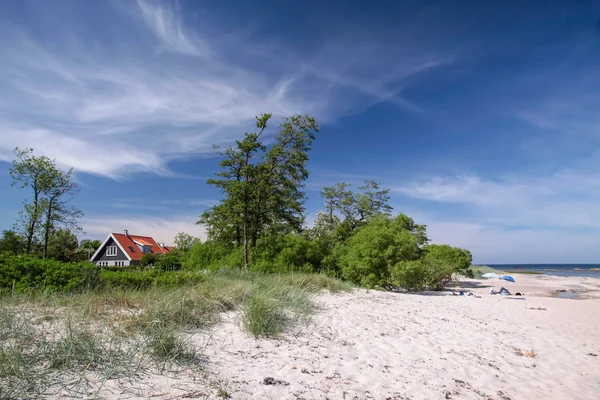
[487, 264, 600, 278]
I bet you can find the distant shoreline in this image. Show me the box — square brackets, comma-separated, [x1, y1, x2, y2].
[479, 264, 600, 278]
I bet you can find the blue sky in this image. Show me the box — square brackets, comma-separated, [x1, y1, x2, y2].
[1, 0, 599, 263]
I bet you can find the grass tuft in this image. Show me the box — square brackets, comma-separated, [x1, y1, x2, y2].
[243, 291, 288, 338]
[144, 326, 196, 362]
[49, 328, 104, 369]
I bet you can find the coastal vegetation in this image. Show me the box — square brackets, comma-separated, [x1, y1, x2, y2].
[0, 113, 474, 397]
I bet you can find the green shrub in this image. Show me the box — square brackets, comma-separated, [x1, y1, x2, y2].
[140, 252, 161, 267]
[155, 252, 182, 271]
[100, 269, 156, 289]
[422, 244, 473, 278]
[338, 215, 421, 287]
[391, 258, 461, 291]
[183, 241, 229, 270]
[0, 254, 100, 293]
[390, 260, 428, 291]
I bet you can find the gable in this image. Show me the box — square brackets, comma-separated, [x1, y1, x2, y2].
[91, 237, 129, 262]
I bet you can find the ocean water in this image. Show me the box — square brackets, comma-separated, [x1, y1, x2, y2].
[487, 264, 600, 278]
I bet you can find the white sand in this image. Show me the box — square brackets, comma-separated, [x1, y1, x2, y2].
[102, 274, 600, 399]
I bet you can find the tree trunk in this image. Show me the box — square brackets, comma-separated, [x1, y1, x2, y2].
[26, 189, 39, 254]
[42, 200, 54, 259]
[243, 215, 249, 270]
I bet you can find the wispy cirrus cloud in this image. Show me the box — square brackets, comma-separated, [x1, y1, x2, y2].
[136, 0, 208, 57]
[0, 0, 453, 178]
[396, 171, 600, 230]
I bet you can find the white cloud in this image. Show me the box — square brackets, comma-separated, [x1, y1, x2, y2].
[0, 1, 453, 178]
[397, 172, 600, 229]
[136, 0, 208, 57]
[82, 214, 206, 244]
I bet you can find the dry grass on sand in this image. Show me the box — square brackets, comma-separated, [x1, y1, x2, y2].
[1, 272, 599, 399]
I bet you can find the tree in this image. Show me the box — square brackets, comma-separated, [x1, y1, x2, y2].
[320, 180, 392, 230]
[9, 148, 83, 257]
[47, 229, 79, 261]
[79, 239, 102, 260]
[10, 148, 54, 253]
[200, 113, 271, 268]
[40, 165, 82, 259]
[306, 211, 340, 240]
[0, 230, 26, 254]
[320, 183, 353, 224]
[173, 232, 200, 252]
[355, 180, 393, 222]
[199, 114, 319, 269]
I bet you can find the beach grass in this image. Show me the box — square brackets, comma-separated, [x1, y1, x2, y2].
[0, 269, 351, 398]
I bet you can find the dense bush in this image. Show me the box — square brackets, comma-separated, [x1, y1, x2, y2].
[390, 259, 454, 291]
[140, 251, 184, 271]
[154, 252, 183, 271]
[0, 253, 100, 293]
[390, 245, 473, 291]
[250, 234, 320, 273]
[140, 252, 161, 267]
[328, 215, 473, 291]
[183, 241, 230, 270]
[422, 244, 473, 278]
[337, 215, 421, 287]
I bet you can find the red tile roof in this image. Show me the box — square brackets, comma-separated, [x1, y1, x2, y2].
[112, 233, 172, 261]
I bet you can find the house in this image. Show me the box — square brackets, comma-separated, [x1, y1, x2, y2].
[90, 230, 173, 267]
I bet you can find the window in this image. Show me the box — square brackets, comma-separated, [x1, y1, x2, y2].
[128, 246, 135, 253]
[106, 246, 117, 256]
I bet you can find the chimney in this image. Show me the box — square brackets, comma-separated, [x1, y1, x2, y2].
[124, 229, 129, 236]
[160, 242, 165, 247]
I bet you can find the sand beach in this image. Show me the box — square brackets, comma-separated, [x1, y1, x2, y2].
[96, 273, 600, 400]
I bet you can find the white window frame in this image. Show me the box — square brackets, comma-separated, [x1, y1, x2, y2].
[106, 246, 118, 257]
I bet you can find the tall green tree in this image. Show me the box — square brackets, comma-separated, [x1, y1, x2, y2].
[9, 148, 83, 257]
[200, 113, 271, 268]
[320, 180, 392, 230]
[40, 165, 82, 259]
[320, 183, 353, 223]
[10, 148, 54, 253]
[199, 113, 318, 269]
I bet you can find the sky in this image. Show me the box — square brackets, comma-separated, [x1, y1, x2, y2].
[1, 0, 599, 264]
